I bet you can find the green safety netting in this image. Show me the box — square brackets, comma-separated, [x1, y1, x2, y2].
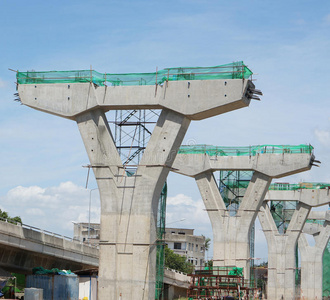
[16, 61, 252, 86]
[228, 267, 243, 276]
[178, 144, 313, 156]
[155, 183, 167, 300]
[220, 181, 330, 193]
[324, 241, 330, 297]
[32, 267, 74, 275]
[303, 218, 330, 297]
[305, 218, 326, 225]
[269, 182, 330, 190]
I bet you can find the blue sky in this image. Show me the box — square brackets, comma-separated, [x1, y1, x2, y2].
[0, 0, 330, 260]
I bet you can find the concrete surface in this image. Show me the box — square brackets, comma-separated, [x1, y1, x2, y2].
[172, 150, 314, 280]
[18, 78, 257, 299]
[163, 268, 190, 300]
[0, 219, 189, 297]
[259, 190, 330, 300]
[0, 220, 98, 273]
[18, 79, 255, 120]
[299, 212, 330, 300]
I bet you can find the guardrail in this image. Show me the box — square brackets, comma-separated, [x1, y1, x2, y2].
[164, 267, 188, 276]
[0, 217, 98, 249]
[178, 144, 314, 157]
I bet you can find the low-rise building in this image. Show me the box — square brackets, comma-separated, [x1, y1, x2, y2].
[165, 228, 205, 268]
[73, 222, 100, 246]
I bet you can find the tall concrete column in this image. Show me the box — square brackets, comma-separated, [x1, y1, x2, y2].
[17, 75, 260, 299]
[76, 108, 190, 299]
[259, 201, 311, 300]
[262, 189, 330, 300]
[172, 147, 314, 282]
[195, 171, 271, 279]
[299, 212, 330, 300]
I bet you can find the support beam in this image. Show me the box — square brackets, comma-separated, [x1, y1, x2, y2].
[299, 213, 330, 300]
[18, 79, 255, 120]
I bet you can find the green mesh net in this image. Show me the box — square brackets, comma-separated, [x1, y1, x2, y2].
[16, 61, 252, 86]
[178, 144, 313, 156]
[269, 182, 330, 190]
[304, 218, 330, 297]
[155, 183, 167, 300]
[324, 241, 330, 297]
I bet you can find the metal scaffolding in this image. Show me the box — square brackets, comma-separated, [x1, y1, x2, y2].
[108, 109, 167, 300]
[218, 171, 255, 285]
[187, 266, 257, 299]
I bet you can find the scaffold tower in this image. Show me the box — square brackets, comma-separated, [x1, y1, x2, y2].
[108, 109, 167, 300]
[218, 171, 255, 283]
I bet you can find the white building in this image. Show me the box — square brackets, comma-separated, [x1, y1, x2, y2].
[73, 222, 100, 246]
[165, 228, 205, 268]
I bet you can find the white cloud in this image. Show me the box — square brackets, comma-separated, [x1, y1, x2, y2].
[0, 182, 100, 237]
[26, 208, 45, 216]
[166, 193, 213, 256]
[166, 194, 209, 227]
[0, 79, 6, 88]
[167, 193, 195, 206]
[314, 129, 330, 147]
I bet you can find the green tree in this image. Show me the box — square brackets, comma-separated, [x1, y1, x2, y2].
[202, 235, 211, 261]
[202, 236, 211, 252]
[205, 259, 213, 269]
[164, 246, 194, 274]
[0, 210, 9, 220]
[0, 209, 22, 224]
[8, 216, 22, 224]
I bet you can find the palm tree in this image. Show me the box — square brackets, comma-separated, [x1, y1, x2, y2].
[204, 237, 211, 252]
[202, 235, 211, 261]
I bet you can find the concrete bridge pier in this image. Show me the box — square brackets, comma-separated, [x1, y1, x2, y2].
[195, 171, 271, 280]
[76, 108, 190, 299]
[18, 73, 259, 299]
[259, 201, 310, 300]
[172, 145, 314, 281]
[299, 211, 330, 300]
[260, 189, 330, 300]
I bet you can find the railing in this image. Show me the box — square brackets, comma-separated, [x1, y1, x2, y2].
[178, 144, 314, 157]
[0, 217, 98, 249]
[269, 182, 330, 190]
[164, 267, 188, 276]
[16, 62, 253, 86]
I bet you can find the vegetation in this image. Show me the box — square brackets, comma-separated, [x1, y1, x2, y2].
[202, 235, 211, 252]
[2, 273, 24, 298]
[205, 259, 213, 269]
[164, 246, 194, 274]
[0, 209, 22, 224]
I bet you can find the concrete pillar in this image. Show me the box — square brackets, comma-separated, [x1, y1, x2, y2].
[17, 74, 261, 299]
[299, 214, 330, 299]
[172, 148, 314, 283]
[76, 108, 190, 299]
[262, 190, 330, 300]
[259, 201, 311, 300]
[195, 171, 271, 280]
